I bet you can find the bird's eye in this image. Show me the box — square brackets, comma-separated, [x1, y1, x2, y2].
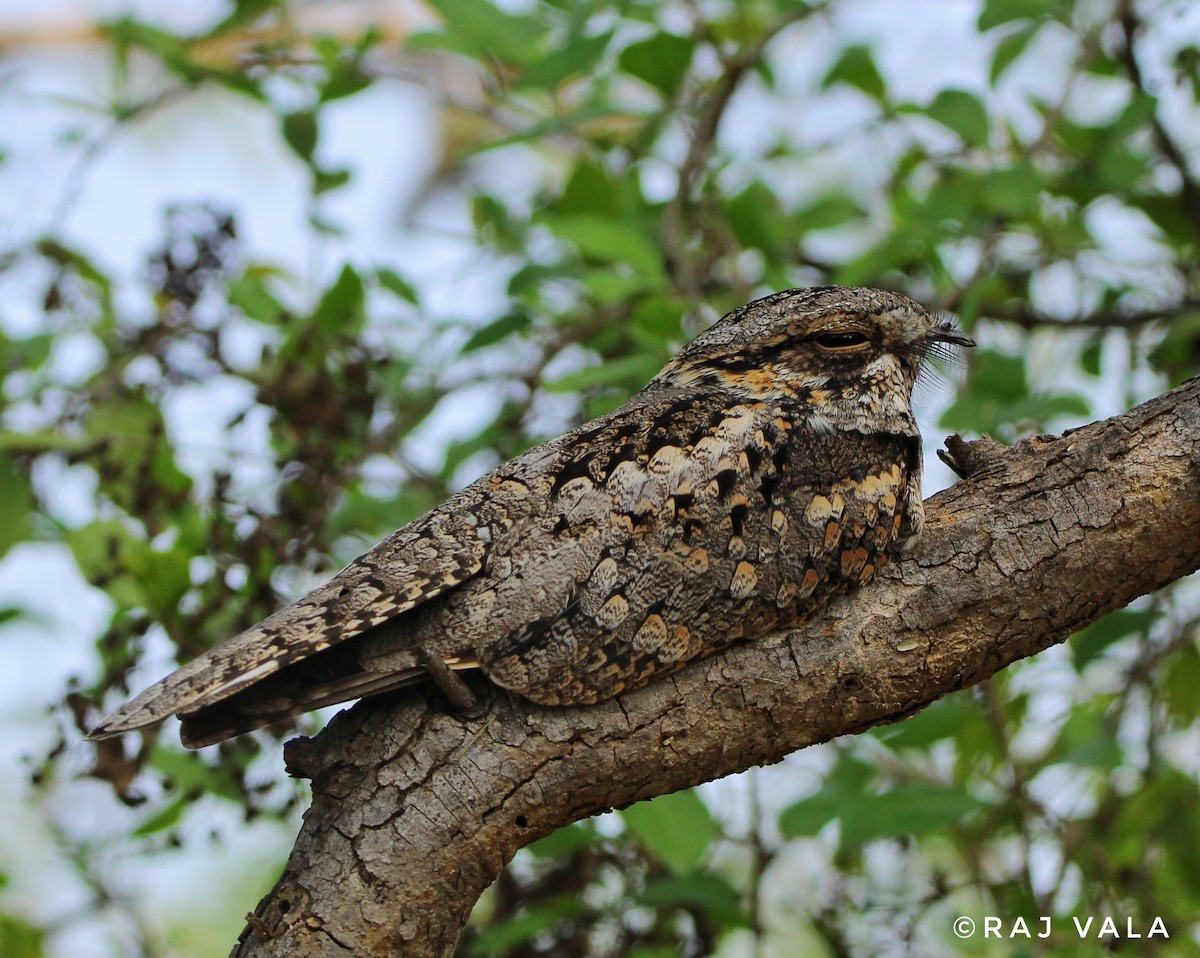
[813, 331, 870, 350]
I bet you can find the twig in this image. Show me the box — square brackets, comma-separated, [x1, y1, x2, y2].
[663, 5, 829, 295]
[980, 300, 1200, 330]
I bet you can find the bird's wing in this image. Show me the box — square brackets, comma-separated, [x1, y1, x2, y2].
[87, 475, 530, 739]
[162, 394, 681, 746]
[478, 410, 915, 705]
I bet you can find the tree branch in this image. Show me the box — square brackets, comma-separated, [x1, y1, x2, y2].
[1117, 1, 1200, 246]
[234, 377, 1200, 958]
[980, 300, 1200, 330]
[663, 6, 824, 294]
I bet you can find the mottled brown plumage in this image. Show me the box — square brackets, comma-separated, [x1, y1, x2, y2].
[90, 286, 972, 748]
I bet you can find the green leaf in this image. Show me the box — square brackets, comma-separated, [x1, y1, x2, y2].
[1162, 643, 1200, 723]
[822, 45, 886, 101]
[979, 161, 1042, 217]
[727, 182, 787, 251]
[942, 346, 1093, 434]
[640, 874, 750, 927]
[203, 0, 276, 38]
[968, 348, 1027, 402]
[1080, 338, 1103, 376]
[978, 0, 1056, 31]
[229, 273, 286, 325]
[1147, 312, 1200, 385]
[0, 331, 54, 370]
[990, 23, 1041, 82]
[1051, 116, 1103, 158]
[1054, 708, 1121, 769]
[508, 262, 568, 297]
[374, 267, 418, 304]
[1175, 45, 1200, 101]
[553, 160, 621, 218]
[778, 788, 849, 838]
[781, 783, 987, 845]
[322, 62, 372, 102]
[547, 215, 665, 283]
[473, 195, 522, 247]
[317, 32, 376, 102]
[580, 269, 651, 303]
[797, 194, 865, 231]
[422, 0, 548, 66]
[330, 486, 439, 544]
[924, 89, 990, 147]
[150, 746, 245, 800]
[106, 17, 204, 84]
[872, 697, 985, 749]
[66, 522, 148, 608]
[0, 913, 44, 958]
[519, 31, 612, 89]
[1096, 144, 1149, 193]
[1086, 51, 1123, 79]
[282, 110, 318, 162]
[313, 166, 351, 194]
[462, 312, 530, 352]
[834, 231, 931, 287]
[1038, 206, 1092, 257]
[1139, 194, 1196, 248]
[905, 167, 982, 228]
[406, 29, 487, 60]
[942, 388, 1090, 435]
[311, 264, 365, 334]
[618, 32, 695, 96]
[1026, 393, 1090, 420]
[66, 517, 193, 616]
[1110, 771, 1200, 886]
[35, 239, 114, 315]
[0, 455, 31, 561]
[631, 296, 685, 343]
[308, 213, 346, 236]
[133, 795, 189, 836]
[620, 788, 717, 874]
[526, 822, 595, 859]
[466, 898, 586, 955]
[1071, 609, 1158, 670]
[65, 521, 129, 583]
[545, 353, 661, 394]
[85, 393, 192, 516]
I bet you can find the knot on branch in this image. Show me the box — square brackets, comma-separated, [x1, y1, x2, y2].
[938, 433, 1009, 479]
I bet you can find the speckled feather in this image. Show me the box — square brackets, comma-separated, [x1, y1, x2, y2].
[90, 286, 971, 747]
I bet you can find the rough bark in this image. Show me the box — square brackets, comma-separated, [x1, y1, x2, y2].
[233, 377, 1200, 958]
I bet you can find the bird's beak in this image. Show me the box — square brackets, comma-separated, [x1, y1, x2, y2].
[929, 322, 975, 348]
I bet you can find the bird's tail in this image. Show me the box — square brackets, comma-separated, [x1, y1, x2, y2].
[178, 665, 428, 747]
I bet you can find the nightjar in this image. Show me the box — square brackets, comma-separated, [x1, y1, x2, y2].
[90, 286, 972, 747]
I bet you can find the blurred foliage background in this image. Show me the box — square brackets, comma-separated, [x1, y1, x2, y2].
[1, 0, 1199, 955]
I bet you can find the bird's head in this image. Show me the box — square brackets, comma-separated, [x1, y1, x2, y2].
[654, 286, 974, 435]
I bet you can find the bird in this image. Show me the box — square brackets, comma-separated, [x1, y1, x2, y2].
[89, 286, 973, 748]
